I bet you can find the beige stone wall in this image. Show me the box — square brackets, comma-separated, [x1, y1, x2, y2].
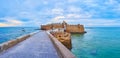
[53, 24, 63, 29]
[41, 21, 85, 33]
[66, 24, 85, 33]
[41, 25, 52, 30]
[51, 32, 72, 49]
[47, 31, 76, 58]
[41, 24, 63, 30]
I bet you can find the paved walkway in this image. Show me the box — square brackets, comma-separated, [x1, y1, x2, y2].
[0, 31, 59, 58]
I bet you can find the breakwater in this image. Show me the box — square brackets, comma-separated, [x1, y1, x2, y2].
[50, 31, 72, 49]
[0, 31, 75, 58]
[47, 31, 75, 58]
[0, 31, 39, 53]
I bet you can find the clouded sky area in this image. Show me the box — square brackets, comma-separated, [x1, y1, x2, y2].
[0, 0, 120, 27]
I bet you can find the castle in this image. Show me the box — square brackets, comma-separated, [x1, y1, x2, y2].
[41, 21, 86, 49]
[41, 21, 86, 33]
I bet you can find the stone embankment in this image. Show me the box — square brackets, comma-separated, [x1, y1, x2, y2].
[0, 31, 39, 53]
[47, 31, 75, 58]
[50, 31, 72, 49]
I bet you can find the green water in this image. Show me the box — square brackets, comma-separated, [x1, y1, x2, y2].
[71, 27, 120, 58]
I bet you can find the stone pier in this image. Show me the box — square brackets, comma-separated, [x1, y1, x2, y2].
[0, 31, 59, 58]
[0, 31, 75, 58]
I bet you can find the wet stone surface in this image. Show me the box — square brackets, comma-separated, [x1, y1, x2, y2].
[0, 31, 59, 58]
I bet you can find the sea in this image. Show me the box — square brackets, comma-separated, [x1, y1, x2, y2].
[71, 27, 120, 58]
[0, 27, 120, 58]
[0, 27, 39, 44]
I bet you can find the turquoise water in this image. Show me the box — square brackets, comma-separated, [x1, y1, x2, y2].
[0, 27, 38, 44]
[71, 27, 120, 58]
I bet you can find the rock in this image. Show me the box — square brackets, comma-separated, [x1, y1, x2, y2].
[51, 31, 72, 50]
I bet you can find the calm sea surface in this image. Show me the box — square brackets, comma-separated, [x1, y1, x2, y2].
[0, 27, 120, 58]
[71, 27, 120, 58]
[0, 27, 38, 44]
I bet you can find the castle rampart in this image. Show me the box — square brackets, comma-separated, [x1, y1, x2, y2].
[41, 21, 86, 33]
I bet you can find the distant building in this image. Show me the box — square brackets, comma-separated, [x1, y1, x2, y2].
[41, 21, 86, 33]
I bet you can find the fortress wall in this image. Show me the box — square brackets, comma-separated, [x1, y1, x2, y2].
[41, 25, 52, 30]
[66, 24, 85, 33]
[53, 24, 63, 29]
[41, 21, 86, 33]
[41, 24, 63, 30]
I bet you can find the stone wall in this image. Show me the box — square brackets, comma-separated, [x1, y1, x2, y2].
[66, 24, 85, 33]
[47, 31, 75, 58]
[41, 24, 63, 30]
[41, 21, 86, 33]
[52, 24, 63, 29]
[0, 31, 39, 53]
[0, 35, 30, 53]
[41, 24, 52, 30]
[50, 31, 72, 49]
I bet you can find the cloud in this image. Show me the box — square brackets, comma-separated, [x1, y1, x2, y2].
[47, 16, 65, 23]
[49, 15, 120, 27]
[49, 13, 92, 23]
[0, 0, 120, 27]
[82, 0, 98, 7]
[66, 13, 92, 19]
[64, 19, 120, 27]
[0, 23, 11, 27]
[67, 6, 81, 13]
[51, 8, 64, 15]
[67, 0, 78, 3]
[105, 0, 118, 5]
[0, 17, 23, 27]
[7, 19, 22, 25]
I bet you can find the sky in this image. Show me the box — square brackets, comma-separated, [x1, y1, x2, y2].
[0, 0, 120, 27]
